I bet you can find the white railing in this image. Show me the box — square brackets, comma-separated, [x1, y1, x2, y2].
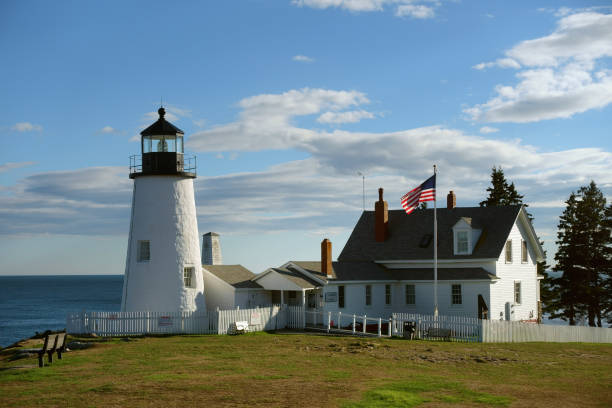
[304, 310, 393, 337]
[66, 310, 217, 336]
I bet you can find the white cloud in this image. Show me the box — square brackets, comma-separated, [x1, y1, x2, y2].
[0, 161, 36, 173]
[292, 0, 440, 18]
[11, 122, 42, 132]
[479, 126, 499, 134]
[395, 4, 434, 19]
[317, 110, 375, 124]
[467, 10, 612, 123]
[293, 55, 315, 63]
[473, 58, 520, 70]
[99, 126, 118, 134]
[188, 88, 370, 151]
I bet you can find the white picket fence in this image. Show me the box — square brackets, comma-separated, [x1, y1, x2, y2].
[394, 313, 481, 342]
[481, 320, 612, 343]
[67, 305, 303, 336]
[66, 310, 217, 336]
[66, 307, 612, 343]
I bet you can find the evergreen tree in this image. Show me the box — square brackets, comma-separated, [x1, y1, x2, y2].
[548, 182, 610, 326]
[480, 167, 525, 207]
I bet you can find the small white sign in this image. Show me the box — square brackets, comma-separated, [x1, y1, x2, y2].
[158, 316, 173, 327]
[250, 312, 262, 325]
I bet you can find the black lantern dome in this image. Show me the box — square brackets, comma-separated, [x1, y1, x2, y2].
[130, 107, 196, 178]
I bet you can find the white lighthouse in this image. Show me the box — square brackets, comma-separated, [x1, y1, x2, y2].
[121, 107, 205, 313]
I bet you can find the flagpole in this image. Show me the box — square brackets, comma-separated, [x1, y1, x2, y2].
[433, 164, 438, 318]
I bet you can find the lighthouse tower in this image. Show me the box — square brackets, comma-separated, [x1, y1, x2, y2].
[121, 108, 205, 313]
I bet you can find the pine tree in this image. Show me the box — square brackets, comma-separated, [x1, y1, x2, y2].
[479, 167, 525, 207]
[548, 182, 610, 326]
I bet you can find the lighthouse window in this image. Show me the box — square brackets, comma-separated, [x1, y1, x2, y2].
[183, 267, 195, 288]
[137, 240, 150, 262]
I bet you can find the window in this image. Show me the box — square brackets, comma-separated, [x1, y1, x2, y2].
[505, 240, 512, 263]
[521, 240, 528, 263]
[385, 284, 392, 305]
[514, 281, 521, 304]
[405, 285, 415, 305]
[365, 285, 372, 306]
[456, 231, 469, 254]
[337, 286, 345, 308]
[183, 267, 194, 288]
[288, 291, 296, 299]
[137, 240, 150, 262]
[451, 284, 462, 305]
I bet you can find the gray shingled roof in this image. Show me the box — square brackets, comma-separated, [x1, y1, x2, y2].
[290, 261, 330, 281]
[338, 206, 522, 262]
[202, 265, 262, 289]
[268, 267, 322, 289]
[332, 262, 496, 281]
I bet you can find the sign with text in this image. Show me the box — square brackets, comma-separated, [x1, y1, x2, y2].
[158, 316, 173, 327]
[325, 292, 337, 303]
[250, 312, 262, 325]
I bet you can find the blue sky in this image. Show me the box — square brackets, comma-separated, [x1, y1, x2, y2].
[1, 0, 611, 275]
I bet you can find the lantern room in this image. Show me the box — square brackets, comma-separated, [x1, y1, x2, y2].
[129, 107, 196, 178]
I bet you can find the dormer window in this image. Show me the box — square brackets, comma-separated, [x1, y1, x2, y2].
[452, 218, 479, 256]
[454, 229, 471, 255]
[456, 231, 469, 254]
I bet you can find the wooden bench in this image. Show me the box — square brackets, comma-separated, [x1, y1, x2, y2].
[37, 334, 57, 367]
[425, 327, 453, 341]
[55, 332, 67, 360]
[36, 332, 67, 367]
[228, 321, 249, 335]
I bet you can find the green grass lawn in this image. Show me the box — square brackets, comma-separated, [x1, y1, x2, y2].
[1, 332, 611, 407]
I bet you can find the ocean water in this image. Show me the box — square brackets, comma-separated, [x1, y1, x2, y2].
[0, 275, 123, 348]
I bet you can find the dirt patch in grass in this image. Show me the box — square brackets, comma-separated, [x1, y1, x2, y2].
[0, 333, 611, 407]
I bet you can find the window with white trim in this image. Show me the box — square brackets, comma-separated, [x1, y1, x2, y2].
[451, 284, 462, 305]
[505, 240, 512, 263]
[405, 285, 415, 305]
[456, 231, 469, 254]
[514, 281, 521, 304]
[137, 240, 150, 262]
[183, 267, 194, 288]
[365, 285, 372, 306]
[385, 284, 391, 305]
[521, 240, 528, 263]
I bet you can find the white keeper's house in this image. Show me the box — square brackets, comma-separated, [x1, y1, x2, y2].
[204, 188, 545, 322]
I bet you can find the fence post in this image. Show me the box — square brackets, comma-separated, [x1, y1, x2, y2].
[352, 314, 356, 334]
[327, 311, 331, 333]
[363, 315, 367, 334]
[388, 317, 392, 337]
[338, 311, 342, 329]
[378, 318, 382, 337]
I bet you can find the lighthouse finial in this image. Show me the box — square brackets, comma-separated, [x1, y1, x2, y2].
[158, 107, 165, 119]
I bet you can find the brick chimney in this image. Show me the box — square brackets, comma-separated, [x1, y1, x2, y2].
[321, 238, 333, 278]
[447, 191, 456, 209]
[375, 187, 388, 242]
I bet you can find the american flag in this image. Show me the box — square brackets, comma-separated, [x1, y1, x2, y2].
[401, 174, 436, 214]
